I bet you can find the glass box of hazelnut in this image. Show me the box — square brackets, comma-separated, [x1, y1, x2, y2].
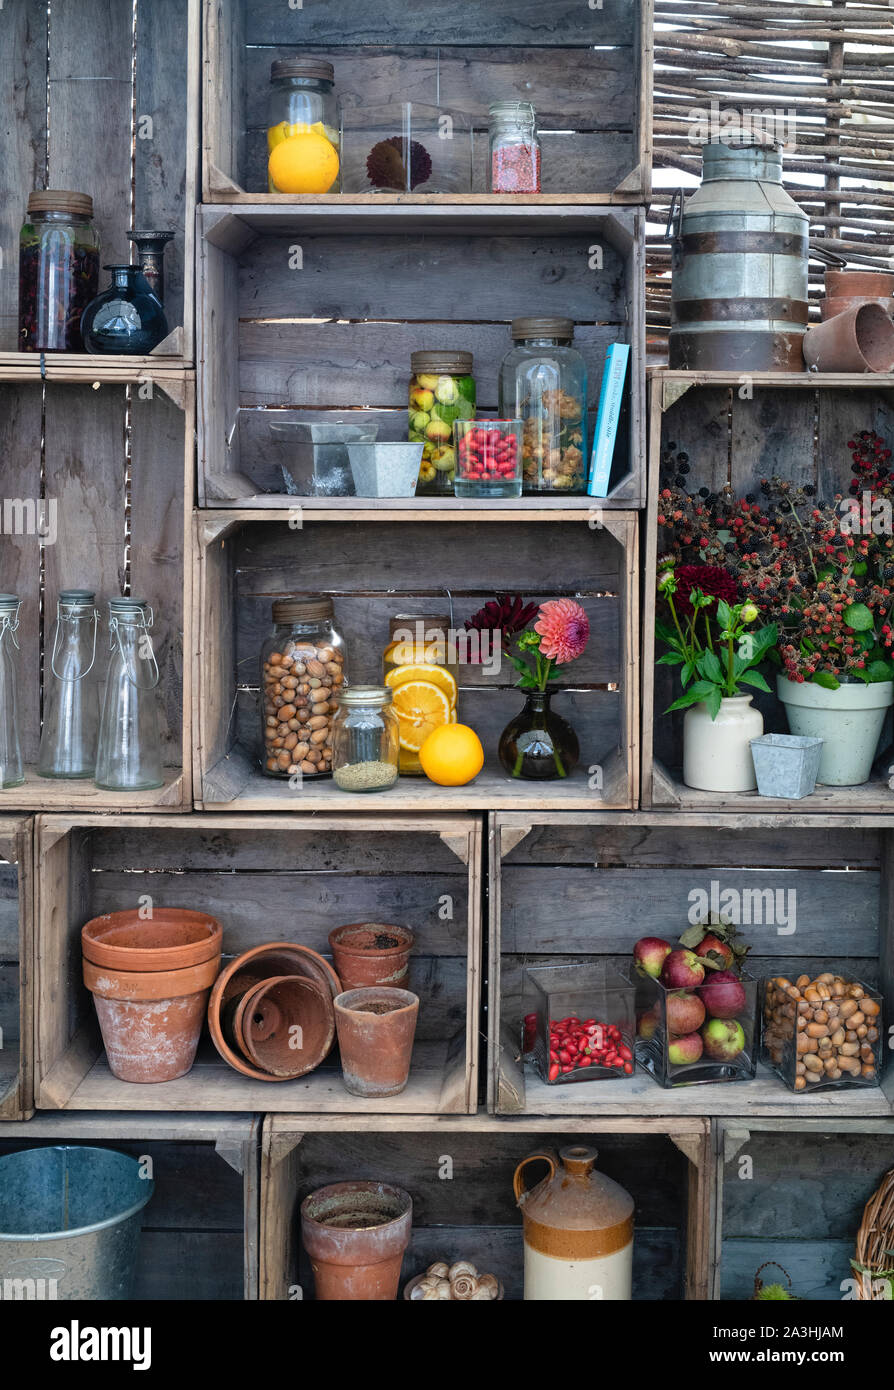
[761, 973, 883, 1092]
[260, 596, 345, 778]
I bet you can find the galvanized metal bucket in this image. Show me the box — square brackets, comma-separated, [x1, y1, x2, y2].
[0, 1146, 154, 1300]
[750, 733, 823, 800]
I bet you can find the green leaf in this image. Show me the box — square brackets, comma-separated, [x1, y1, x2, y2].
[706, 684, 723, 720]
[716, 599, 733, 630]
[843, 602, 874, 632]
[738, 669, 771, 693]
[665, 681, 719, 713]
[681, 660, 696, 687]
[737, 623, 778, 667]
[656, 652, 685, 666]
[654, 619, 681, 648]
[811, 670, 841, 690]
[865, 660, 894, 684]
[853, 561, 868, 576]
[697, 650, 724, 684]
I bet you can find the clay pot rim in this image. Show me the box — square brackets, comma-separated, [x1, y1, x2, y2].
[301, 1180, 413, 1232]
[803, 301, 894, 373]
[234, 973, 335, 1079]
[83, 953, 221, 1001]
[207, 942, 341, 1081]
[334, 986, 419, 1016]
[82, 908, 223, 971]
[328, 923, 415, 959]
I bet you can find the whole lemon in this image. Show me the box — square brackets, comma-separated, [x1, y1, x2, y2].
[419, 723, 484, 786]
[268, 131, 339, 194]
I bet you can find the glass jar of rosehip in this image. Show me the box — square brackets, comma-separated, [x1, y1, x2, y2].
[454, 419, 523, 498]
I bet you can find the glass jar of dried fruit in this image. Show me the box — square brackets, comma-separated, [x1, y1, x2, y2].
[19, 191, 99, 352]
[260, 596, 346, 779]
[488, 101, 541, 194]
[499, 317, 588, 493]
[409, 350, 475, 494]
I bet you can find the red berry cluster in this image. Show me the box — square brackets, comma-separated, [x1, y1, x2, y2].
[546, 1015, 633, 1081]
[457, 424, 519, 482]
[847, 430, 893, 493]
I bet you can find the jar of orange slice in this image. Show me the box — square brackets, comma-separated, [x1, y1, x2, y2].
[383, 614, 458, 775]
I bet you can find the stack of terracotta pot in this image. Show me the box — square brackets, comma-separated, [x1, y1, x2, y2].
[804, 270, 894, 373]
[329, 924, 419, 1098]
[82, 909, 223, 1083]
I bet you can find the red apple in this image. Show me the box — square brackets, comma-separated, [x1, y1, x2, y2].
[702, 1017, 746, 1061]
[633, 936, 673, 979]
[665, 990, 706, 1035]
[699, 969, 746, 1020]
[667, 1031, 703, 1065]
[660, 948, 705, 990]
[637, 1006, 660, 1041]
[693, 932, 734, 971]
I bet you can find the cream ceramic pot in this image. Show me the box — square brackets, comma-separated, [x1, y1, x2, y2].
[514, 1146, 634, 1301]
[683, 694, 762, 792]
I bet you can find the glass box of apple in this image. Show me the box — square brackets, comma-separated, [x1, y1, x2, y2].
[633, 945, 757, 1087]
[523, 964, 635, 1084]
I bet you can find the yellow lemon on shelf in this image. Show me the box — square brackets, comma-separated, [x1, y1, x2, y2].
[268, 131, 340, 194]
[385, 663, 457, 707]
[391, 679, 452, 752]
[419, 724, 484, 787]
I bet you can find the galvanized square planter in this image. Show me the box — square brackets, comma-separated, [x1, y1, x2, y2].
[750, 733, 824, 800]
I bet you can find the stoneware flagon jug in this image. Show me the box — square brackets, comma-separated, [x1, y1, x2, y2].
[514, 1146, 634, 1300]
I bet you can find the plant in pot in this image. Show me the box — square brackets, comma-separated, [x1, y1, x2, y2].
[657, 430, 894, 788]
[656, 563, 777, 792]
[465, 593, 589, 779]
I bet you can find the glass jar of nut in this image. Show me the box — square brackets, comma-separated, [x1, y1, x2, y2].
[260, 596, 345, 778]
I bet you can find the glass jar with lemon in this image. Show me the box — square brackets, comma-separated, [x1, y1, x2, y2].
[267, 59, 340, 195]
[383, 613, 458, 774]
[409, 350, 475, 494]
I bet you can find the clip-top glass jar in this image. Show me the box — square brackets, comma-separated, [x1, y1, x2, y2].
[499, 317, 588, 493]
[488, 102, 541, 194]
[260, 596, 345, 779]
[332, 686, 399, 792]
[0, 595, 23, 789]
[38, 589, 100, 779]
[19, 191, 99, 352]
[409, 350, 475, 494]
[383, 613, 458, 775]
[94, 598, 163, 791]
[267, 59, 340, 194]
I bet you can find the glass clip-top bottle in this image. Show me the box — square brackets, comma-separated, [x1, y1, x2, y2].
[38, 589, 100, 779]
[94, 598, 164, 792]
[0, 595, 23, 790]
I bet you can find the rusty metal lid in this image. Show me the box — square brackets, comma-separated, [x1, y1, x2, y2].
[411, 350, 473, 374]
[511, 316, 574, 340]
[270, 58, 334, 84]
[388, 614, 450, 642]
[272, 596, 334, 624]
[27, 190, 93, 218]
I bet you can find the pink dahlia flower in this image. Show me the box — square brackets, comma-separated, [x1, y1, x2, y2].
[534, 599, 590, 664]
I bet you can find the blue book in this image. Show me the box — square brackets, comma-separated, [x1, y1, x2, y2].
[587, 344, 630, 497]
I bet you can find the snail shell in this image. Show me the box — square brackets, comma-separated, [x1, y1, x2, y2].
[421, 1287, 441, 1300]
[409, 1283, 428, 1300]
[416, 1275, 442, 1291]
[448, 1260, 478, 1281]
[426, 1261, 450, 1279]
[451, 1274, 479, 1300]
[435, 1280, 452, 1300]
[471, 1286, 496, 1300]
[477, 1273, 500, 1297]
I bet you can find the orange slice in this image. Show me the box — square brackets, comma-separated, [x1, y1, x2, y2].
[385, 663, 457, 707]
[391, 680, 452, 752]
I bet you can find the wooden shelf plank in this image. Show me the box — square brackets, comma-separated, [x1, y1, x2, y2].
[4, 766, 187, 812]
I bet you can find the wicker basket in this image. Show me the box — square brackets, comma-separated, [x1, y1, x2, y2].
[852, 1167, 894, 1301]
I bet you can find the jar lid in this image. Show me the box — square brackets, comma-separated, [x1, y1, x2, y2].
[389, 614, 450, 642]
[337, 685, 392, 707]
[0, 594, 19, 611]
[511, 317, 575, 341]
[109, 596, 149, 612]
[272, 596, 334, 624]
[489, 100, 536, 121]
[59, 589, 96, 607]
[271, 58, 335, 84]
[27, 190, 93, 218]
[411, 350, 473, 374]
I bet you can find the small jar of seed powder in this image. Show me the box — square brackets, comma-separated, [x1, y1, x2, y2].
[331, 686, 399, 792]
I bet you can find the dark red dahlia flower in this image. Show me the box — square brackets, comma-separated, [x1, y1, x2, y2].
[674, 564, 738, 610]
[465, 594, 539, 639]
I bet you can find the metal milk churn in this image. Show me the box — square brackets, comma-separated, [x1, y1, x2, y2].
[514, 1146, 634, 1300]
[666, 136, 809, 372]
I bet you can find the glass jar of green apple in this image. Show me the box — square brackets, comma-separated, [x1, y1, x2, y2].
[408, 350, 475, 494]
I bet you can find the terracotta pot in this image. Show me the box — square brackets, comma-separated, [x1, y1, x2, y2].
[802, 302, 894, 373]
[820, 295, 894, 322]
[84, 953, 220, 1083]
[82, 907, 222, 972]
[207, 942, 340, 1081]
[328, 923, 414, 990]
[825, 270, 894, 299]
[333, 987, 419, 1097]
[301, 1181, 412, 1300]
[232, 974, 335, 1078]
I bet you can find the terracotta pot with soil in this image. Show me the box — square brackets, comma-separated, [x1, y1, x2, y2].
[207, 942, 340, 1081]
[233, 973, 335, 1078]
[83, 954, 221, 1083]
[301, 1180, 413, 1300]
[334, 986, 419, 1097]
[327, 923, 414, 990]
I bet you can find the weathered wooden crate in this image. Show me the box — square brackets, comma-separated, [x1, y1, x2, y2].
[0, 1112, 260, 1299]
[203, 0, 653, 204]
[714, 1118, 894, 1302]
[0, 818, 32, 1122]
[34, 813, 481, 1114]
[193, 509, 638, 811]
[0, 380, 192, 810]
[489, 811, 894, 1118]
[197, 204, 645, 508]
[0, 0, 199, 368]
[259, 1113, 713, 1301]
[643, 370, 894, 811]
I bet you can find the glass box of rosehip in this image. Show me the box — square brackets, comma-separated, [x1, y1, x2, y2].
[632, 937, 758, 1087]
[523, 964, 635, 1084]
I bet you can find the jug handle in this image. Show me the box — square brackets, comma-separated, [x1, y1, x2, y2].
[513, 1152, 557, 1203]
[808, 242, 847, 269]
